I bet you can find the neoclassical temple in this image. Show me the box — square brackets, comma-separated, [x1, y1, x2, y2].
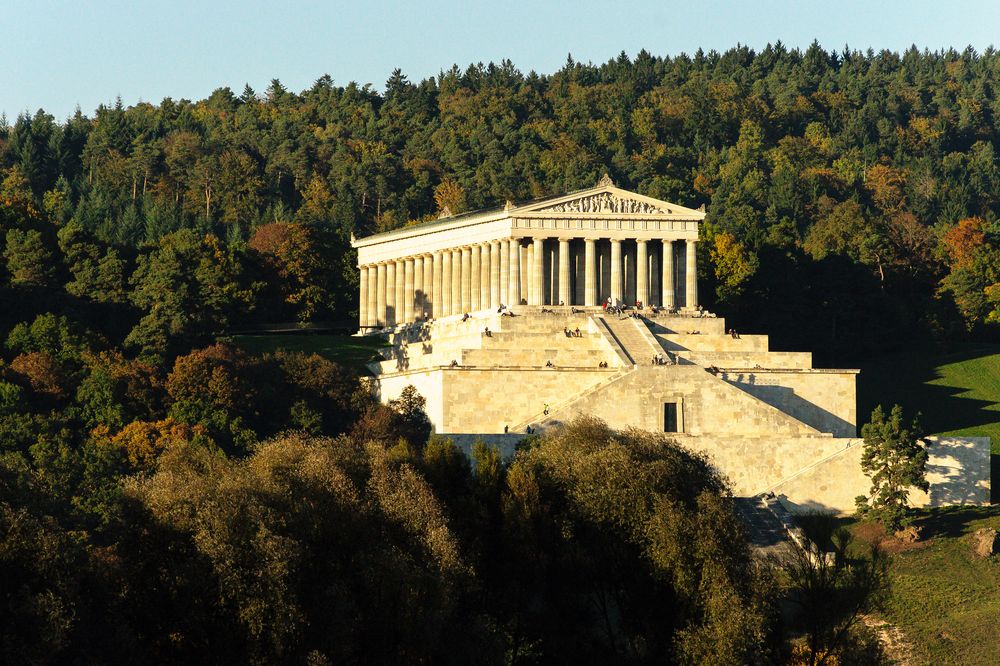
[353, 175, 704, 329]
[350, 178, 990, 514]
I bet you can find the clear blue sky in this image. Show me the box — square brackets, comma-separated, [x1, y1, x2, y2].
[2, 0, 998, 121]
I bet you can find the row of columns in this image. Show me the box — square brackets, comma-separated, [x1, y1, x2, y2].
[359, 238, 698, 329]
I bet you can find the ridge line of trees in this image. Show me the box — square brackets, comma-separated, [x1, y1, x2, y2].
[2, 42, 999, 366]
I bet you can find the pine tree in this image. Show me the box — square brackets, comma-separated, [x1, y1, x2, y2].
[855, 404, 929, 532]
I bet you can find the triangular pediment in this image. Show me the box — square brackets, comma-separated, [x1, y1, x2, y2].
[516, 184, 704, 218]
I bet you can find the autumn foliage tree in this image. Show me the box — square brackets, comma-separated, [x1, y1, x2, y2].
[248, 222, 334, 322]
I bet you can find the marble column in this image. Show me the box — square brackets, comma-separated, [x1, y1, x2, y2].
[532, 238, 545, 305]
[376, 263, 387, 327]
[422, 255, 433, 318]
[558, 239, 571, 305]
[470, 244, 481, 311]
[479, 244, 490, 308]
[403, 258, 414, 322]
[433, 251, 443, 318]
[359, 265, 369, 328]
[394, 260, 405, 323]
[499, 239, 510, 306]
[663, 240, 675, 309]
[636, 240, 648, 307]
[584, 239, 597, 306]
[367, 265, 378, 327]
[650, 251, 660, 307]
[385, 261, 397, 326]
[451, 249, 462, 315]
[440, 251, 451, 317]
[489, 241, 501, 308]
[525, 242, 535, 305]
[460, 247, 472, 313]
[610, 239, 622, 305]
[509, 238, 521, 305]
[412, 257, 423, 319]
[685, 239, 698, 309]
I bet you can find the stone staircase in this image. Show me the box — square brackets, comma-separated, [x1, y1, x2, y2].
[733, 497, 796, 560]
[598, 315, 664, 364]
[509, 366, 635, 432]
[525, 313, 827, 439]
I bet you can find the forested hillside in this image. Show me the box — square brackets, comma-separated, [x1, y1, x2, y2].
[2, 43, 1000, 362]
[3, 43, 993, 663]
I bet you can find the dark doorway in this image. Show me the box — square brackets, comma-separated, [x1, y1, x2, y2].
[664, 402, 678, 432]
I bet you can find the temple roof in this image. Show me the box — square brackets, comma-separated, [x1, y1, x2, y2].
[352, 175, 705, 247]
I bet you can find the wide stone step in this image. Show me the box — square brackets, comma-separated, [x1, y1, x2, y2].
[733, 497, 796, 560]
[461, 348, 610, 367]
[656, 333, 768, 353]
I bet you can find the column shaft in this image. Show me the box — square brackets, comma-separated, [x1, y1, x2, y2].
[433, 252, 443, 317]
[663, 240, 675, 309]
[422, 255, 433, 318]
[479, 245, 490, 307]
[394, 260, 405, 323]
[532, 238, 545, 305]
[413, 258, 423, 319]
[461, 247, 472, 312]
[385, 262, 397, 326]
[499, 240, 510, 306]
[440, 251, 451, 317]
[558, 239, 572, 305]
[650, 251, 660, 307]
[359, 265, 369, 329]
[636, 240, 648, 307]
[685, 240, 698, 309]
[376, 263, 387, 327]
[403, 259, 414, 322]
[366, 266, 377, 327]
[508, 239, 521, 305]
[525, 243, 535, 304]
[489, 241, 500, 307]
[610, 239, 622, 305]
[451, 249, 462, 315]
[584, 239, 597, 306]
[470, 245, 481, 310]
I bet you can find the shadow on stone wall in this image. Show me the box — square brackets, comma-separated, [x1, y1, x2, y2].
[921, 437, 992, 509]
[724, 379, 855, 437]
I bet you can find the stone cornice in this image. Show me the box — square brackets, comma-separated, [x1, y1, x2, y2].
[354, 184, 705, 265]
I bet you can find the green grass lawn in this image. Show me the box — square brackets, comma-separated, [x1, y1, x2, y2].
[848, 508, 1000, 665]
[227, 333, 388, 371]
[859, 343, 1000, 453]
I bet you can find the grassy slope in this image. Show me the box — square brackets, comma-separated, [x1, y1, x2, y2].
[227, 333, 387, 371]
[853, 344, 1000, 664]
[850, 508, 1000, 666]
[858, 343, 1000, 452]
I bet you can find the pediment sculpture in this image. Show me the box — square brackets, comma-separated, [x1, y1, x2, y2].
[537, 192, 671, 215]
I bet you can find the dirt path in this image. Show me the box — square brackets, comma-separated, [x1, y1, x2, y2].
[862, 615, 917, 665]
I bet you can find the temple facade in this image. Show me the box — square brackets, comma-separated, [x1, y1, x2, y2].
[353, 175, 704, 330]
[350, 178, 991, 514]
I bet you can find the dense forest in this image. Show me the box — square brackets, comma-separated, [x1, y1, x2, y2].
[3, 43, 1000, 359]
[0, 42, 996, 662]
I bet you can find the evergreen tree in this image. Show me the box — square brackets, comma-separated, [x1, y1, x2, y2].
[855, 404, 929, 532]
